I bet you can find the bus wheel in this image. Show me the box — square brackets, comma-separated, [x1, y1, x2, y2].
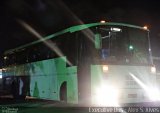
[60, 82, 67, 102]
[11, 80, 18, 99]
[11, 78, 26, 100]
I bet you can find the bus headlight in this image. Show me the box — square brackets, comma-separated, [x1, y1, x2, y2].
[151, 66, 156, 74]
[147, 87, 160, 101]
[102, 65, 108, 73]
[94, 84, 119, 106]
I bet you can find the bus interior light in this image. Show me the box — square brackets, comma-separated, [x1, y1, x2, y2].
[2, 68, 6, 71]
[111, 28, 122, 32]
[4, 56, 7, 60]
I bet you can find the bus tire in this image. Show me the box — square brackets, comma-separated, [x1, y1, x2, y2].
[60, 81, 67, 102]
[11, 78, 26, 100]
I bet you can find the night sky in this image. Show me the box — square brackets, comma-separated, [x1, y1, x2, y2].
[0, 0, 160, 57]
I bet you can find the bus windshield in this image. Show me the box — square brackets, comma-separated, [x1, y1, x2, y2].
[98, 26, 151, 65]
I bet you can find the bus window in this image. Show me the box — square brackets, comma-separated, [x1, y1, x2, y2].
[128, 28, 149, 64]
[98, 26, 127, 63]
[97, 26, 150, 65]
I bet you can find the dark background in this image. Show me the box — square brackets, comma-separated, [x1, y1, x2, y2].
[0, 0, 160, 58]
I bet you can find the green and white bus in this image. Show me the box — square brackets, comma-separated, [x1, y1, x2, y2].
[2, 22, 158, 106]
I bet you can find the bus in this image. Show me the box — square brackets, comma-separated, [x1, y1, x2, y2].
[2, 22, 158, 106]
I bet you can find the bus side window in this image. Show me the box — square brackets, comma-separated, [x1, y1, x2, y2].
[30, 47, 40, 62]
[5, 54, 13, 65]
[27, 48, 33, 62]
[39, 44, 51, 60]
[7, 53, 15, 65]
[47, 50, 55, 59]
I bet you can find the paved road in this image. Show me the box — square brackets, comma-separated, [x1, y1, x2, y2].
[1, 96, 160, 113]
[0, 96, 84, 113]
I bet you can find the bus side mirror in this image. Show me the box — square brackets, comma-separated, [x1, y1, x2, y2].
[95, 33, 102, 49]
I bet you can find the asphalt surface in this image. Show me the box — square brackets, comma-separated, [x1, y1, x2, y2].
[1, 95, 160, 113]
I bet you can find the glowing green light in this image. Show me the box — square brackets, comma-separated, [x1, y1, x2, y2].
[129, 45, 134, 50]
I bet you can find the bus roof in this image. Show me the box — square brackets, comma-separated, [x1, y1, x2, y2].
[4, 22, 148, 55]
